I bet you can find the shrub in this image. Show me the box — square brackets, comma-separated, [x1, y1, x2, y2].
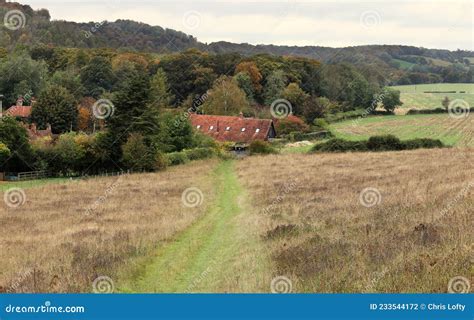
[311, 136, 445, 153]
[121, 133, 156, 171]
[154, 151, 169, 171]
[312, 118, 330, 131]
[249, 140, 278, 155]
[167, 152, 189, 166]
[367, 135, 403, 151]
[184, 147, 215, 160]
[289, 131, 304, 142]
[275, 116, 309, 135]
[402, 138, 444, 150]
[311, 139, 367, 153]
[0, 142, 11, 165]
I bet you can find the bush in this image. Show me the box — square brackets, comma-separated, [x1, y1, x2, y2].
[402, 138, 444, 150]
[121, 133, 156, 171]
[311, 135, 445, 153]
[311, 139, 367, 153]
[289, 131, 305, 142]
[154, 151, 169, 171]
[184, 147, 215, 160]
[249, 140, 277, 155]
[0, 142, 11, 165]
[367, 135, 402, 151]
[407, 107, 474, 115]
[312, 118, 330, 131]
[167, 151, 189, 166]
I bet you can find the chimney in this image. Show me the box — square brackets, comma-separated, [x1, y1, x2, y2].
[31, 97, 37, 106]
[239, 111, 244, 118]
[16, 96, 24, 107]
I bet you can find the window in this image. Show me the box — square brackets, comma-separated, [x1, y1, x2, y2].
[241, 128, 246, 132]
[196, 125, 201, 129]
[226, 127, 231, 131]
[255, 128, 260, 133]
[209, 126, 214, 130]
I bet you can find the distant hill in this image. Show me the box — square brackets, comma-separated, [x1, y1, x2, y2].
[1, 0, 473, 79]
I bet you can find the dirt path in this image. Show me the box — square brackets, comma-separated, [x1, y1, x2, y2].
[119, 161, 269, 293]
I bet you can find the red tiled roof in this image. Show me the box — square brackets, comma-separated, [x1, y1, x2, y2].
[4, 106, 32, 118]
[190, 114, 275, 143]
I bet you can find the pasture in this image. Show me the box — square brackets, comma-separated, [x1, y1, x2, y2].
[390, 83, 474, 112]
[330, 114, 473, 147]
[1, 148, 472, 293]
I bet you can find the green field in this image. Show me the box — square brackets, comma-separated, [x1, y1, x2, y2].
[390, 83, 474, 112]
[331, 114, 473, 147]
[391, 58, 415, 70]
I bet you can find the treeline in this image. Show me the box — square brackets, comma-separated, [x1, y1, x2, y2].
[0, 45, 404, 174]
[0, 1, 472, 87]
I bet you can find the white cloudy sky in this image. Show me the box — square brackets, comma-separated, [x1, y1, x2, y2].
[25, 0, 473, 50]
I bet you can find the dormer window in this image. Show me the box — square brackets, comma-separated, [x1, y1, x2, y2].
[226, 127, 231, 131]
[241, 128, 246, 132]
[196, 125, 201, 129]
[255, 128, 260, 133]
[209, 126, 214, 130]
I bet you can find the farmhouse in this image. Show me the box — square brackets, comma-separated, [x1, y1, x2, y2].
[1, 97, 53, 140]
[190, 113, 276, 144]
[3, 97, 33, 120]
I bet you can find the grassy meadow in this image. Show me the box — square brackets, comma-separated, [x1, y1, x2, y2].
[330, 114, 473, 147]
[0, 160, 218, 293]
[1, 148, 472, 293]
[390, 83, 474, 112]
[237, 149, 473, 293]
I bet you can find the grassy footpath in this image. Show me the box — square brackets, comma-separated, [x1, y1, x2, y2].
[118, 160, 269, 293]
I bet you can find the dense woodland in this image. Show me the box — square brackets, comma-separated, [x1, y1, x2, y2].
[0, 1, 471, 176]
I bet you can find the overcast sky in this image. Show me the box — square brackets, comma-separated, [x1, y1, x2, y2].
[24, 0, 473, 50]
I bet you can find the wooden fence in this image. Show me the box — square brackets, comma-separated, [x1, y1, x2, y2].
[15, 171, 48, 181]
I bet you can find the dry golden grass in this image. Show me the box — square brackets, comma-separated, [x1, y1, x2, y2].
[236, 148, 473, 293]
[0, 160, 217, 293]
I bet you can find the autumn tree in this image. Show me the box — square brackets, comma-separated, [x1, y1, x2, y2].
[202, 76, 250, 115]
[235, 61, 263, 93]
[77, 97, 97, 132]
